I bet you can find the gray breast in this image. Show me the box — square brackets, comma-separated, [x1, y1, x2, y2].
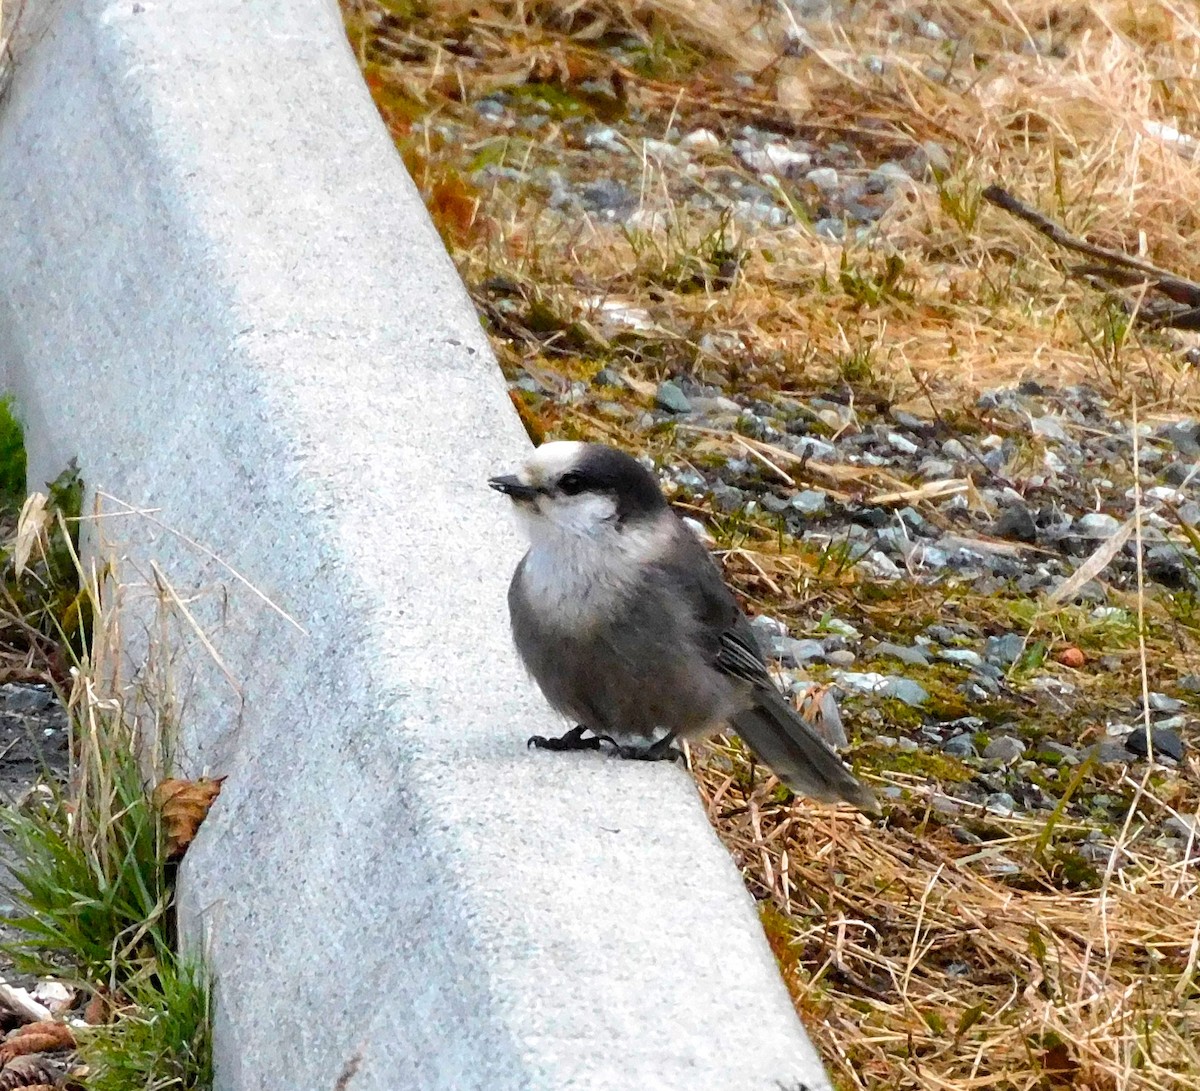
[508, 555, 746, 739]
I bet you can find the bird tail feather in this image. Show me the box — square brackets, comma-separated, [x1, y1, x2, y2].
[731, 691, 879, 815]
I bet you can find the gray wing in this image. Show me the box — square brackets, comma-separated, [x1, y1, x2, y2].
[648, 519, 775, 687]
[656, 518, 879, 815]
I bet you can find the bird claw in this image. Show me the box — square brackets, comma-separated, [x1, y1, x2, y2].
[597, 733, 684, 764]
[526, 724, 603, 752]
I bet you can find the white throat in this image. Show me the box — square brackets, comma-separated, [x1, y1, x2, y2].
[517, 507, 670, 630]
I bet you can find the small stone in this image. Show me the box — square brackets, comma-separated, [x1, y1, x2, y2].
[1147, 692, 1185, 713]
[579, 179, 634, 214]
[1035, 740, 1082, 765]
[1077, 512, 1122, 538]
[865, 161, 911, 193]
[1145, 544, 1190, 587]
[1177, 501, 1200, 525]
[1124, 727, 1185, 762]
[787, 436, 838, 461]
[983, 736, 1026, 763]
[688, 395, 742, 417]
[984, 633, 1025, 667]
[790, 489, 828, 516]
[941, 438, 971, 462]
[0, 684, 54, 713]
[805, 167, 839, 190]
[1088, 741, 1132, 764]
[985, 792, 1017, 816]
[1163, 418, 1200, 458]
[679, 128, 721, 153]
[655, 381, 692, 414]
[1030, 415, 1069, 442]
[870, 642, 931, 668]
[826, 649, 856, 667]
[786, 639, 826, 664]
[1165, 815, 1199, 840]
[812, 217, 845, 241]
[885, 678, 930, 707]
[887, 432, 921, 455]
[942, 733, 978, 758]
[584, 126, 625, 153]
[1178, 674, 1200, 693]
[941, 649, 983, 668]
[991, 503, 1037, 543]
[919, 457, 955, 480]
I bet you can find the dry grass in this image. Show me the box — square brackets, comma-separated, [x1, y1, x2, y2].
[342, 1, 1200, 1087]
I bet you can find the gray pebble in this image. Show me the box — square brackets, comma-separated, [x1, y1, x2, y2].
[0, 684, 54, 713]
[1077, 512, 1122, 538]
[885, 678, 929, 707]
[1036, 740, 1082, 765]
[991, 503, 1037, 543]
[985, 792, 1017, 816]
[805, 167, 839, 190]
[791, 489, 828, 516]
[983, 736, 1026, 763]
[1124, 726, 1184, 762]
[1163, 418, 1200, 458]
[887, 432, 921, 455]
[870, 642, 931, 668]
[813, 217, 845, 241]
[1030, 415, 1069, 442]
[655, 381, 692, 415]
[1147, 692, 1185, 713]
[786, 639, 826, 664]
[941, 648, 983, 668]
[984, 633, 1026, 667]
[942, 734, 978, 758]
[919, 457, 955, 480]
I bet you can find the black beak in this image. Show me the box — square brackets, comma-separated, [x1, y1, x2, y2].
[488, 475, 538, 502]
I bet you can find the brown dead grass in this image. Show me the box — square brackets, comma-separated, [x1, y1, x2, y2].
[342, 1, 1200, 1087]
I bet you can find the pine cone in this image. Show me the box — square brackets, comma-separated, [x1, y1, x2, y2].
[0, 1053, 59, 1089]
[0, 1022, 73, 1065]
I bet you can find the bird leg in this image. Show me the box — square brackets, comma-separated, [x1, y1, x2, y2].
[598, 732, 684, 764]
[527, 724, 604, 752]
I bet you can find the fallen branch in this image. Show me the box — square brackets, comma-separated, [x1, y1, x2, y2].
[982, 186, 1200, 326]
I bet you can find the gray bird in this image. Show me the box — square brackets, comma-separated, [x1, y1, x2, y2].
[489, 440, 878, 815]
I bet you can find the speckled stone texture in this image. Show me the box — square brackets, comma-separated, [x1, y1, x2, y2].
[0, 1, 832, 1087]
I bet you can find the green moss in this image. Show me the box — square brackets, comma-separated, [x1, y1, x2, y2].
[856, 742, 973, 783]
[0, 396, 26, 514]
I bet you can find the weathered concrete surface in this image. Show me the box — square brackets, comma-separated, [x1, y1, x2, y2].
[0, 1, 835, 1088]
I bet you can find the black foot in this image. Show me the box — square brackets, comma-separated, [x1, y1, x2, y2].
[527, 724, 603, 752]
[598, 732, 684, 763]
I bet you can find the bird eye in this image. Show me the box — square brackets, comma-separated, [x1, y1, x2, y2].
[558, 471, 587, 496]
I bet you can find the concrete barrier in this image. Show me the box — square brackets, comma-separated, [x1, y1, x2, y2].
[0, 1, 835, 1087]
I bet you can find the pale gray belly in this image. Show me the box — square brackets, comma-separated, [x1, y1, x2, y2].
[508, 561, 746, 739]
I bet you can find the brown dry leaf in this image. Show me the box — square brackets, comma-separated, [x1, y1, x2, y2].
[1040, 1039, 1082, 1087]
[81, 986, 129, 1027]
[0, 1020, 74, 1063]
[154, 777, 226, 859]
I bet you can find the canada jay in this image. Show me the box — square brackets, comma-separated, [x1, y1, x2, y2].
[489, 440, 878, 814]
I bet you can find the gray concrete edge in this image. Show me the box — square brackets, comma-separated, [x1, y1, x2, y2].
[0, 1, 835, 1088]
